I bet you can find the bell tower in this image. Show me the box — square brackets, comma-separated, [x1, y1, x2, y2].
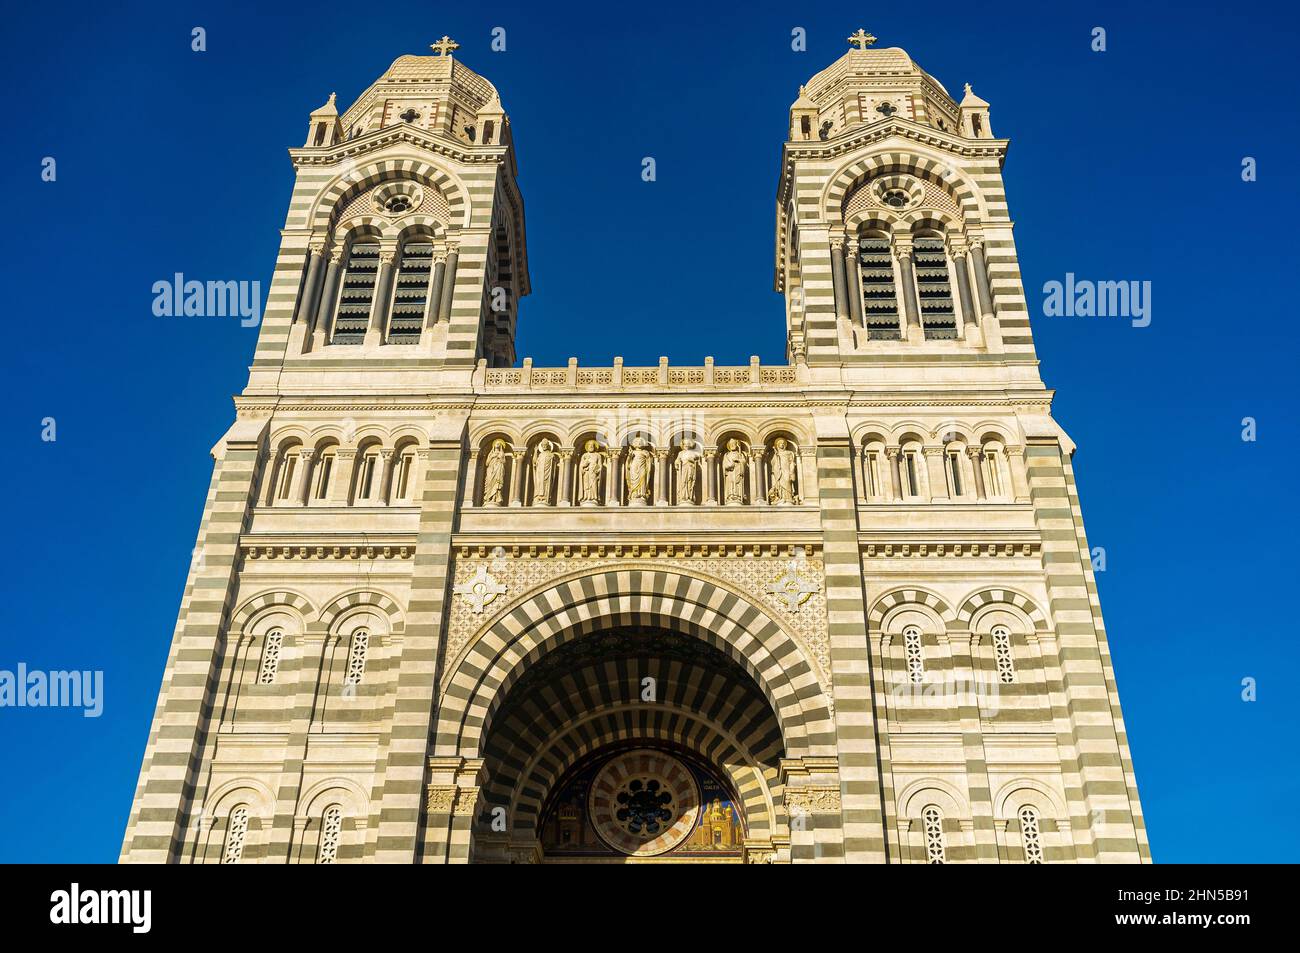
[775, 30, 1032, 378]
[248, 36, 529, 399]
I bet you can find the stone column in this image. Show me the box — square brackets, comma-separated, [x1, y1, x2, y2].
[295, 242, 325, 326]
[330, 449, 357, 505]
[655, 449, 670, 505]
[751, 446, 766, 504]
[846, 239, 864, 327]
[895, 243, 921, 339]
[924, 447, 947, 501]
[462, 450, 480, 507]
[508, 449, 525, 507]
[829, 235, 849, 322]
[885, 448, 903, 501]
[426, 251, 447, 328]
[295, 448, 316, 505]
[365, 249, 396, 346]
[557, 449, 574, 506]
[376, 449, 396, 506]
[951, 244, 978, 329]
[970, 241, 995, 319]
[703, 450, 718, 505]
[436, 247, 459, 322]
[1007, 446, 1031, 502]
[608, 449, 623, 507]
[967, 447, 987, 500]
[311, 247, 344, 348]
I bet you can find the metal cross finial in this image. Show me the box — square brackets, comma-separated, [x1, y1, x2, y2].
[847, 29, 877, 51]
[430, 35, 460, 56]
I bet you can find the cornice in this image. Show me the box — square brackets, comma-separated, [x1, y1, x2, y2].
[289, 125, 508, 169]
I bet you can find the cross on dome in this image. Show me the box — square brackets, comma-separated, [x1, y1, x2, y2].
[847, 29, 877, 51]
[430, 35, 459, 56]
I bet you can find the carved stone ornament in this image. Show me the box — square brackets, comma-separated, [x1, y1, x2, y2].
[785, 785, 842, 814]
[454, 566, 507, 613]
[765, 570, 821, 612]
[426, 786, 457, 813]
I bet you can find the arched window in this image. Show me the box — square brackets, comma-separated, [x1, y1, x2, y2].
[863, 441, 886, 499]
[317, 805, 343, 864]
[992, 624, 1016, 683]
[312, 447, 336, 501]
[981, 441, 1008, 499]
[858, 233, 901, 340]
[1019, 806, 1044, 864]
[345, 630, 369, 686]
[903, 625, 925, 683]
[271, 446, 301, 504]
[900, 442, 924, 499]
[392, 446, 418, 502]
[913, 235, 957, 339]
[388, 239, 434, 343]
[946, 445, 965, 497]
[922, 805, 946, 863]
[258, 630, 283, 685]
[355, 447, 382, 503]
[222, 806, 249, 864]
[331, 240, 380, 344]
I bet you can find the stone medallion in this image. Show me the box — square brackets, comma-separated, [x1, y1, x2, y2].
[587, 749, 701, 856]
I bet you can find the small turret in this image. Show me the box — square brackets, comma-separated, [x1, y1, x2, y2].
[959, 83, 993, 139]
[305, 92, 343, 148]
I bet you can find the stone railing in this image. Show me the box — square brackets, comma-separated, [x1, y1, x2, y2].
[479, 356, 799, 390]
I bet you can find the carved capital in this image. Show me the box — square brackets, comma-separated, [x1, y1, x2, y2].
[425, 785, 457, 813]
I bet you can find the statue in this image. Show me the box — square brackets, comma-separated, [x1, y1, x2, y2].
[722, 438, 748, 504]
[674, 438, 701, 504]
[532, 438, 557, 505]
[482, 439, 508, 506]
[768, 438, 800, 505]
[578, 439, 605, 506]
[624, 436, 653, 505]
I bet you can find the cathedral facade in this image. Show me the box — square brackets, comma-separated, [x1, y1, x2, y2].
[120, 33, 1150, 864]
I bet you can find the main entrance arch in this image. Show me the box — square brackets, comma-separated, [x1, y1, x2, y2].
[425, 566, 838, 863]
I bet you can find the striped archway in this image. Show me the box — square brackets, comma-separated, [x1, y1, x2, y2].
[435, 565, 835, 761]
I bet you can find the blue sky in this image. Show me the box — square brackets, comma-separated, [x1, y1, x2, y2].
[1, 0, 1296, 862]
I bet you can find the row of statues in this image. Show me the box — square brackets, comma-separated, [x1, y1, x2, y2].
[480, 437, 802, 507]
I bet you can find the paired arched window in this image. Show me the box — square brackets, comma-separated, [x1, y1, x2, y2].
[270, 444, 302, 504]
[317, 805, 343, 864]
[1019, 806, 1044, 863]
[222, 806, 250, 864]
[331, 240, 380, 344]
[903, 625, 925, 683]
[388, 239, 434, 343]
[922, 805, 946, 863]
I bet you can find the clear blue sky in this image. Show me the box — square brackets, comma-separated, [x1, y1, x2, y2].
[1, 0, 1296, 863]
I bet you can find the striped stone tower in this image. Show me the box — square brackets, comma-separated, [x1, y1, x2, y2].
[120, 32, 1149, 864]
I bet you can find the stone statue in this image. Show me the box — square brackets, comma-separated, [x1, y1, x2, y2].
[578, 439, 605, 506]
[674, 438, 701, 504]
[624, 436, 653, 506]
[722, 438, 748, 504]
[532, 438, 556, 505]
[482, 439, 508, 506]
[768, 437, 800, 505]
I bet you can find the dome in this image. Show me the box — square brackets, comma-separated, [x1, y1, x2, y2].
[790, 34, 962, 140]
